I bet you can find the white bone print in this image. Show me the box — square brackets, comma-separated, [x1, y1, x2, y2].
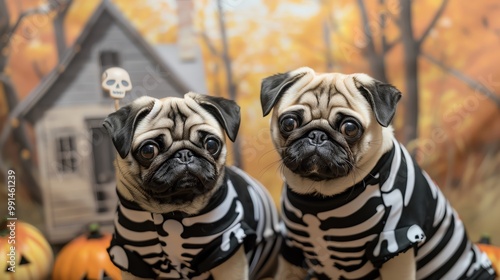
[280, 141, 496, 279]
[109, 166, 281, 279]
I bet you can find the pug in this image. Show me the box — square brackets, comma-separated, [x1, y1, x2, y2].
[260, 67, 496, 280]
[103, 92, 281, 280]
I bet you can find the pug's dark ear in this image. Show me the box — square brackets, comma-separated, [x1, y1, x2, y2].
[191, 94, 241, 142]
[103, 99, 155, 158]
[355, 78, 402, 127]
[260, 72, 306, 116]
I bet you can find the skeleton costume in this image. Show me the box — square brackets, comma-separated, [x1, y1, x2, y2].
[281, 138, 496, 280]
[108, 166, 281, 279]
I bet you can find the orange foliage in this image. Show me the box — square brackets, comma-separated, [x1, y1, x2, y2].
[195, 0, 500, 237]
[4, 0, 500, 242]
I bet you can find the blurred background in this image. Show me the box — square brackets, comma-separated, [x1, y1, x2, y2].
[0, 0, 499, 266]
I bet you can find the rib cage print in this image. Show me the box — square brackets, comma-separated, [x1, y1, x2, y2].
[281, 139, 496, 280]
[108, 166, 280, 279]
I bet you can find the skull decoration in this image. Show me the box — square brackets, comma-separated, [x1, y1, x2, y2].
[101, 67, 132, 99]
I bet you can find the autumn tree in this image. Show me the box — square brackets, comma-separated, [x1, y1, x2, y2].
[0, 0, 71, 202]
[355, 0, 394, 83]
[52, 0, 73, 60]
[398, 0, 448, 142]
[353, 0, 500, 144]
[197, 0, 243, 167]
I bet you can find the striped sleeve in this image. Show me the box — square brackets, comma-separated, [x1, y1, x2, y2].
[107, 203, 160, 278]
[227, 166, 282, 279]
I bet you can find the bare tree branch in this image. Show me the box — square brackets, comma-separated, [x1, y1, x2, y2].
[0, 0, 12, 57]
[385, 36, 400, 52]
[32, 61, 44, 79]
[0, 76, 42, 203]
[399, 0, 420, 143]
[384, 6, 400, 26]
[197, 31, 220, 57]
[379, 0, 388, 54]
[198, 28, 228, 97]
[1, 5, 51, 46]
[196, 21, 223, 96]
[322, 18, 334, 71]
[212, 63, 221, 97]
[0, 1, 67, 52]
[417, 0, 449, 47]
[377, 0, 402, 54]
[0, 0, 69, 204]
[216, 0, 235, 100]
[51, 0, 73, 60]
[422, 52, 500, 108]
[0, 0, 9, 39]
[0, 73, 10, 82]
[216, 0, 242, 168]
[357, 0, 388, 82]
[357, 0, 377, 56]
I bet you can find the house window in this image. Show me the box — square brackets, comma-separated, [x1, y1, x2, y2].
[99, 50, 121, 71]
[55, 136, 78, 173]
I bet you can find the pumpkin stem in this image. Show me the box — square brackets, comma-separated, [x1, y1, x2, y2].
[88, 223, 103, 239]
[478, 234, 491, 245]
[0, 217, 11, 237]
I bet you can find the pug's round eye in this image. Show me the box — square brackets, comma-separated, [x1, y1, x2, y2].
[204, 137, 221, 155]
[139, 144, 158, 160]
[340, 120, 361, 139]
[280, 117, 299, 133]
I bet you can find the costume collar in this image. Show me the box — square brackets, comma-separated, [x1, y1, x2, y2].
[117, 168, 229, 218]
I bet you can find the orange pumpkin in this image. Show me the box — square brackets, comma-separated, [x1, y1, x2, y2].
[477, 236, 500, 274]
[52, 223, 121, 280]
[0, 219, 54, 280]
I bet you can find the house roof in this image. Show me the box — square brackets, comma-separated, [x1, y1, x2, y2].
[16, 0, 207, 118]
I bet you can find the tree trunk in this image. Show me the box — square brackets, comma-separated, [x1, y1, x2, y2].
[0, 0, 43, 203]
[422, 52, 500, 108]
[216, 0, 242, 168]
[198, 31, 222, 97]
[369, 54, 388, 83]
[52, 0, 72, 61]
[322, 20, 334, 71]
[399, 0, 419, 144]
[357, 0, 388, 83]
[0, 0, 10, 71]
[0, 0, 8, 36]
[0, 77, 43, 203]
[53, 14, 66, 61]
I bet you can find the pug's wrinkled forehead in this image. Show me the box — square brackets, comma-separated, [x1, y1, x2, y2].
[261, 67, 401, 128]
[272, 68, 378, 126]
[104, 92, 240, 159]
[132, 95, 225, 151]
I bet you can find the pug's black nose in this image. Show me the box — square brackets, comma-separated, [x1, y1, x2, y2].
[174, 149, 194, 164]
[308, 130, 328, 146]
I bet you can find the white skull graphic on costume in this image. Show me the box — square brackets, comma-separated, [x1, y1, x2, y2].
[102, 67, 132, 98]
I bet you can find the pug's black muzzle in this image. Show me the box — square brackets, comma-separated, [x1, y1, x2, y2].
[145, 149, 218, 204]
[283, 129, 354, 181]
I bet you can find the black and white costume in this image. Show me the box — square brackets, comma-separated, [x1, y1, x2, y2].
[108, 166, 280, 279]
[281, 139, 496, 280]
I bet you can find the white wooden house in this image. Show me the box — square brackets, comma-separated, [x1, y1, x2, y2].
[17, 0, 206, 244]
